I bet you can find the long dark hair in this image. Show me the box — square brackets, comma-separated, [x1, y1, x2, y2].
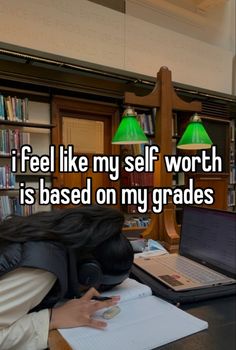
[0, 205, 124, 249]
[93, 233, 134, 274]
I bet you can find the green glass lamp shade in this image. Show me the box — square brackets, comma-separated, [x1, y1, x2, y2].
[112, 107, 149, 144]
[177, 114, 213, 150]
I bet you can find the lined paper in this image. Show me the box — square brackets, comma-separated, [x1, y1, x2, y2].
[59, 280, 208, 350]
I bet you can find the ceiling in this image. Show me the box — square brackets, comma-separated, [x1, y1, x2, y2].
[135, 0, 229, 14]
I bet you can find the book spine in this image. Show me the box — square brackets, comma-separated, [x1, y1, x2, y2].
[0, 94, 5, 119]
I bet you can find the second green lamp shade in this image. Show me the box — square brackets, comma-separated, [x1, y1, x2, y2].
[112, 107, 149, 144]
[177, 114, 213, 150]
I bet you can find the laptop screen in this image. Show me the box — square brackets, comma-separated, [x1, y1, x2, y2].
[179, 206, 236, 278]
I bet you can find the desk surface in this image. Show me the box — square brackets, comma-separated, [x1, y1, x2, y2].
[48, 330, 72, 350]
[131, 265, 236, 350]
[157, 295, 236, 350]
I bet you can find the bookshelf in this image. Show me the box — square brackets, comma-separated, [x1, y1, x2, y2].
[172, 112, 229, 222]
[171, 112, 233, 219]
[0, 57, 235, 241]
[0, 94, 52, 221]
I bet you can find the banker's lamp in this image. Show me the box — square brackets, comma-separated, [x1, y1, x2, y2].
[177, 113, 213, 150]
[112, 106, 149, 144]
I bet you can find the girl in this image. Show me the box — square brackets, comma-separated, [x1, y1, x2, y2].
[0, 205, 134, 350]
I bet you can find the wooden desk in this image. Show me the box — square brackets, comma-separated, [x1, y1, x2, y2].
[157, 296, 236, 350]
[48, 330, 72, 350]
[131, 266, 236, 350]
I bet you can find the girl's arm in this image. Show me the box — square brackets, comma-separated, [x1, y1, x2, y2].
[0, 267, 56, 350]
[0, 309, 50, 350]
[0, 267, 120, 350]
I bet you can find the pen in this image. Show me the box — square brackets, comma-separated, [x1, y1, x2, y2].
[91, 296, 112, 301]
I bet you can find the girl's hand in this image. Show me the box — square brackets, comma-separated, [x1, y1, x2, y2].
[49, 288, 120, 330]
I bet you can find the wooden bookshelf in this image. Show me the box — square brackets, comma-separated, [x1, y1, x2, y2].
[0, 120, 55, 128]
[0, 96, 52, 220]
[0, 58, 235, 230]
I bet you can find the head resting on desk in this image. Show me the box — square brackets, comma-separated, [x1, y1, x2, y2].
[72, 232, 134, 293]
[0, 205, 134, 292]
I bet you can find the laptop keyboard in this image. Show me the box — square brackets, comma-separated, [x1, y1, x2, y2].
[161, 255, 224, 283]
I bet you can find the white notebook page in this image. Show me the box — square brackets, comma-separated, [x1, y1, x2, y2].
[59, 280, 208, 350]
[101, 278, 152, 302]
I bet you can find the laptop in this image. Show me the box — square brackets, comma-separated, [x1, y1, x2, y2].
[134, 206, 236, 292]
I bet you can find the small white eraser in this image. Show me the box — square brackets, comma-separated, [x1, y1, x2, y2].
[102, 306, 121, 320]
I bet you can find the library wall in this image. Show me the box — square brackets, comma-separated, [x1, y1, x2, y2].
[0, 0, 234, 94]
[126, 0, 235, 51]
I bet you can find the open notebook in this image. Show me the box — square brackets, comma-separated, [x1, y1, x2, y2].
[59, 279, 208, 350]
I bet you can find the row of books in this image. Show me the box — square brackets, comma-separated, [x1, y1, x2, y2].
[133, 110, 179, 139]
[228, 189, 236, 208]
[137, 111, 155, 136]
[124, 216, 151, 228]
[230, 143, 235, 163]
[0, 165, 16, 189]
[121, 169, 153, 187]
[229, 165, 236, 185]
[0, 129, 30, 155]
[0, 94, 29, 122]
[125, 204, 153, 214]
[0, 195, 34, 221]
[172, 172, 185, 187]
[230, 120, 235, 142]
